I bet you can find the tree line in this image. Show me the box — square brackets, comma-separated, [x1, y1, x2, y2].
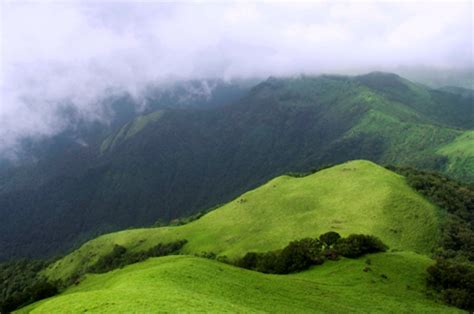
[387, 166, 474, 311]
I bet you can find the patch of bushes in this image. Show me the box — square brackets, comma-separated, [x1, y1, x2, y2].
[236, 232, 387, 274]
[334, 234, 388, 258]
[319, 231, 341, 247]
[427, 259, 474, 311]
[0, 259, 58, 313]
[87, 239, 187, 274]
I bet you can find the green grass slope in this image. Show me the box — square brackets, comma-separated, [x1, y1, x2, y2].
[21, 253, 461, 313]
[100, 110, 164, 153]
[338, 109, 462, 166]
[438, 130, 474, 182]
[45, 160, 443, 282]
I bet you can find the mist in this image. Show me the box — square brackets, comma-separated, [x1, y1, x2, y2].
[1, 1, 472, 157]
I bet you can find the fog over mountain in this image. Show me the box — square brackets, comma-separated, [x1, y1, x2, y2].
[0, 1, 472, 157]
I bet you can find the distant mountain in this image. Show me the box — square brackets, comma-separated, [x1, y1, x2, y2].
[0, 72, 472, 260]
[0, 78, 253, 171]
[395, 66, 474, 89]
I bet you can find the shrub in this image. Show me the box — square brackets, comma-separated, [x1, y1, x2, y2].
[334, 234, 387, 258]
[88, 240, 187, 274]
[427, 259, 474, 311]
[237, 252, 259, 270]
[236, 234, 386, 275]
[87, 244, 127, 273]
[237, 239, 324, 274]
[319, 231, 341, 248]
[255, 251, 282, 274]
[196, 252, 217, 259]
[278, 238, 324, 273]
[441, 289, 473, 310]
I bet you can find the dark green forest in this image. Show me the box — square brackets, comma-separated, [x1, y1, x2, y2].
[0, 260, 57, 313]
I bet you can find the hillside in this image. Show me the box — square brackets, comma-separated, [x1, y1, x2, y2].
[1, 72, 472, 261]
[19, 254, 461, 313]
[44, 161, 443, 282]
[437, 130, 474, 181]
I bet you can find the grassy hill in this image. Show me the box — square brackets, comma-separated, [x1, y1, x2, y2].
[21, 254, 461, 313]
[1, 72, 472, 261]
[44, 160, 443, 282]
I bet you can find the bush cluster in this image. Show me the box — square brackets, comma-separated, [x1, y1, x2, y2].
[87, 239, 187, 274]
[427, 259, 474, 311]
[237, 232, 387, 274]
[334, 234, 388, 258]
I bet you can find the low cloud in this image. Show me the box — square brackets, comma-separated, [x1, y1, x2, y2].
[0, 1, 472, 157]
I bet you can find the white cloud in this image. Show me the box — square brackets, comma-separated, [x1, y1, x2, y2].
[0, 0, 472, 156]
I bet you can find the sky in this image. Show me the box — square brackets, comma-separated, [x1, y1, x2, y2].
[0, 0, 473, 158]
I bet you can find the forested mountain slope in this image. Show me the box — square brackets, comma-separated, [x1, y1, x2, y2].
[0, 72, 472, 260]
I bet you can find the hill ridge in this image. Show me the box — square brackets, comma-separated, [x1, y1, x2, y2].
[44, 160, 442, 283]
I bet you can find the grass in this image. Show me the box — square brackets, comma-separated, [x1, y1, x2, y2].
[438, 130, 474, 181]
[20, 253, 461, 313]
[45, 160, 443, 282]
[100, 111, 163, 153]
[345, 109, 461, 165]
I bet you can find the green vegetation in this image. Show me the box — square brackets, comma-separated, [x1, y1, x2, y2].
[333, 234, 388, 258]
[427, 259, 474, 311]
[86, 240, 187, 275]
[44, 160, 442, 283]
[1, 72, 473, 262]
[3, 73, 471, 312]
[438, 131, 474, 182]
[0, 260, 57, 313]
[389, 166, 474, 261]
[388, 166, 474, 310]
[237, 233, 387, 274]
[9, 161, 473, 312]
[100, 110, 163, 153]
[18, 253, 461, 313]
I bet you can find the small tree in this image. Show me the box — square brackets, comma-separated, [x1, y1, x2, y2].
[279, 238, 323, 273]
[319, 231, 341, 248]
[334, 234, 387, 258]
[237, 252, 259, 270]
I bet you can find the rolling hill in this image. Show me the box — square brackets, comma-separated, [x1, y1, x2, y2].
[44, 161, 442, 282]
[0, 72, 472, 261]
[16, 160, 463, 313]
[19, 254, 461, 313]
